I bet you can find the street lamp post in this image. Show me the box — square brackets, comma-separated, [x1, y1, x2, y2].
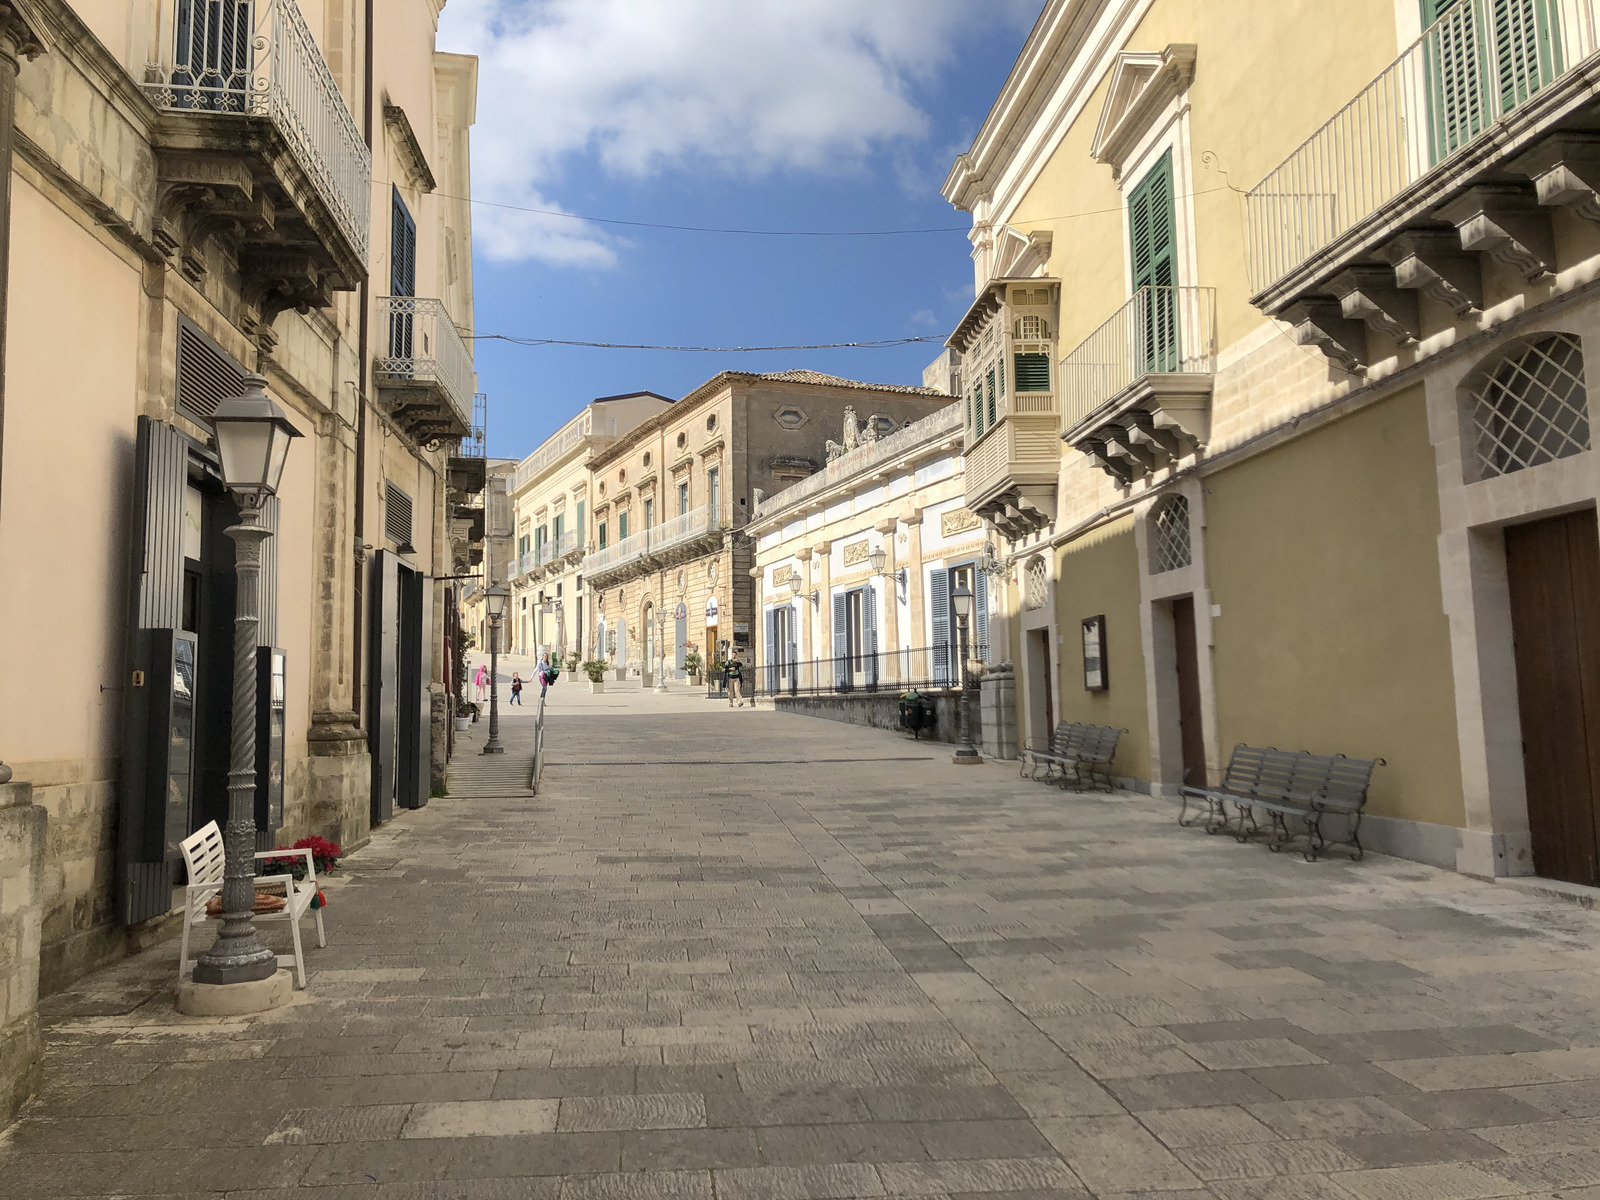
[189, 375, 302, 998]
[482, 585, 508, 755]
[950, 583, 982, 766]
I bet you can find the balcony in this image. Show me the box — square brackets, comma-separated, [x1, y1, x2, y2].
[144, 0, 371, 341]
[1246, 0, 1600, 366]
[374, 297, 476, 444]
[1061, 287, 1217, 485]
[582, 503, 726, 586]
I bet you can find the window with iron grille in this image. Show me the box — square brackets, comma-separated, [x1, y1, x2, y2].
[1470, 333, 1591, 480]
[1024, 557, 1049, 611]
[176, 317, 247, 423]
[385, 481, 413, 548]
[1150, 493, 1192, 574]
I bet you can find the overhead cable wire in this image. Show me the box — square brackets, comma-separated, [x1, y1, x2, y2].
[468, 334, 946, 352]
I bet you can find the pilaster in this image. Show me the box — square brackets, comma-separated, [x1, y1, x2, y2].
[875, 519, 900, 683]
[903, 512, 926, 679]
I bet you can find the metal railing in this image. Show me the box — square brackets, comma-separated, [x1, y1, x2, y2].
[144, 0, 371, 259]
[1060, 287, 1217, 429]
[1246, 0, 1600, 295]
[530, 690, 547, 793]
[582, 503, 723, 577]
[376, 296, 475, 429]
[535, 530, 578, 567]
[714, 642, 990, 699]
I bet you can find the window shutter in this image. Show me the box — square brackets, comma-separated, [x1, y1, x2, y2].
[832, 592, 848, 688]
[766, 608, 778, 692]
[1424, 0, 1492, 161]
[998, 357, 1006, 398]
[259, 495, 280, 648]
[391, 187, 417, 297]
[975, 568, 989, 662]
[1128, 150, 1178, 373]
[1014, 354, 1050, 391]
[384, 482, 413, 547]
[986, 369, 997, 425]
[176, 319, 247, 424]
[576, 501, 585, 545]
[787, 608, 798, 695]
[863, 585, 878, 688]
[929, 567, 950, 685]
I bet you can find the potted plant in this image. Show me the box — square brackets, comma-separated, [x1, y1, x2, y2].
[259, 836, 343, 911]
[683, 650, 703, 686]
[582, 660, 608, 693]
[453, 701, 475, 732]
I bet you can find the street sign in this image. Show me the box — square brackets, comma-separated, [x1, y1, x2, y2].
[705, 595, 719, 625]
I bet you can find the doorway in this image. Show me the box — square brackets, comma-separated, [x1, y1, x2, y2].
[1169, 596, 1207, 787]
[1505, 508, 1600, 886]
[1025, 628, 1053, 744]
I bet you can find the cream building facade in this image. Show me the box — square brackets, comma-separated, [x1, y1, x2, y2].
[506, 392, 671, 661]
[950, 0, 1600, 884]
[0, 0, 478, 1119]
[582, 372, 950, 685]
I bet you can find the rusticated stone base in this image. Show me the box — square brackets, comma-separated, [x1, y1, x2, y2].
[307, 711, 371, 852]
[0, 781, 47, 1126]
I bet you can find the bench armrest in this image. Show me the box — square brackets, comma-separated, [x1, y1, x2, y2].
[255, 847, 318, 885]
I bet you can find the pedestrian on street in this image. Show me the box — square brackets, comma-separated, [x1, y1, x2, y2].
[724, 654, 745, 708]
[474, 662, 488, 703]
[538, 652, 555, 699]
[510, 672, 523, 706]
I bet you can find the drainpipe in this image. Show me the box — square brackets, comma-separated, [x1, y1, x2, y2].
[351, 0, 375, 717]
[0, 10, 44, 784]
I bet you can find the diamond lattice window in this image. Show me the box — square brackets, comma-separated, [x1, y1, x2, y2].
[1024, 557, 1049, 611]
[1151, 494, 1192, 574]
[1472, 333, 1591, 480]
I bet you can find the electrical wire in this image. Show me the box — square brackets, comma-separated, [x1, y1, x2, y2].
[468, 334, 945, 351]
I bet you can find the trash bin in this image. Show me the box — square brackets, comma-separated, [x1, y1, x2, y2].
[899, 690, 935, 740]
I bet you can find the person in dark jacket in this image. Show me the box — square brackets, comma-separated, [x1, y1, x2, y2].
[723, 654, 745, 707]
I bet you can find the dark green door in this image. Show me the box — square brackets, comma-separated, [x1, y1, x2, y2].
[1422, 0, 1559, 165]
[1128, 150, 1178, 374]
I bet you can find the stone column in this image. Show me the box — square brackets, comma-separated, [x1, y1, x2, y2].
[875, 519, 900, 684]
[795, 548, 813, 690]
[903, 511, 925, 680]
[0, 779, 46, 1125]
[814, 540, 833, 675]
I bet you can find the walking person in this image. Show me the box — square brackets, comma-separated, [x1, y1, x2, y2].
[724, 653, 745, 708]
[538, 651, 556, 699]
[473, 662, 488, 703]
[510, 672, 524, 706]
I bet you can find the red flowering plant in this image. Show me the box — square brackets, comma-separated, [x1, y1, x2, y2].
[260, 836, 342, 909]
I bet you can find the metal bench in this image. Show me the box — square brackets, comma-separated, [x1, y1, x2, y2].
[1020, 720, 1126, 792]
[1182, 743, 1384, 861]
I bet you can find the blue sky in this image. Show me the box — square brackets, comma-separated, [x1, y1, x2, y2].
[436, 1, 1042, 459]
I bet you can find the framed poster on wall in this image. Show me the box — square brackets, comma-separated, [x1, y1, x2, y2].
[1082, 614, 1108, 691]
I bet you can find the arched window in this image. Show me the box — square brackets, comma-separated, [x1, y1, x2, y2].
[1015, 315, 1051, 340]
[1471, 333, 1591, 480]
[1150, 493, 1192, 573]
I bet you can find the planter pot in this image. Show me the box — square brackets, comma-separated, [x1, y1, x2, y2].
[613, 667, 626, 682]
[687, 673, 702, 686]
[588, 680, 605, 694]
[453, 716, 470, 732]
[640, 671, 654, 689]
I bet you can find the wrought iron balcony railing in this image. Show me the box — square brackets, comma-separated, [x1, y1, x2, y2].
[376, 296, 476, 430]
[582, 503, 724, 578]
[1246, 0, 1600, 297]
[1061, 287, 1218, 431]
[144, 0, 371, 260]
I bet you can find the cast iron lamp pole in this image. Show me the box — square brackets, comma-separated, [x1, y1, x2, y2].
[482, 584, 507, 755]
[951, 583, 981, 766]
[193, 375, 302, 986]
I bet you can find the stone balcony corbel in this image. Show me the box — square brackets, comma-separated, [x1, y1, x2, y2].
[1439, 184, 1556, 282]
[1509, 132, 1600, 225]
[1283, 299, 1369, 372]
[1378, 230, 1482, 318]
[1330, 265, 1420, 344]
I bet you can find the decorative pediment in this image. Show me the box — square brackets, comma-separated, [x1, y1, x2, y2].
[992, 226, 1054, 279]
[1090, 44, 1197, 178]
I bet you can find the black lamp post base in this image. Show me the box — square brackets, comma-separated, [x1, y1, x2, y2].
[192, 937, 279, 986]
[481, 745, 505, 755]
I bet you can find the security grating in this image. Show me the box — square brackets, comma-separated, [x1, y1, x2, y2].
[1024, 557, 1049, 611]
[1472, 333, 1591, 480]
[385, 481, 413, 548]
[1151, 493, 1192, 574]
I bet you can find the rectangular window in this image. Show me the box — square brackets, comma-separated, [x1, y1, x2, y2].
[575, 500, 585, 546]
[678, 481, 690, 515]
[518, 534, 529, 556]
[998, 357, 1006, 398]
[384, 481, 412, 547]
[644, 498, 654, 529]
[986, 369, 997, 426]
[598, 521, 608, 550]
[1014, 354, 1050, 391]
[708, 466, 721, 515]
[552, 513, 563, 543]
[1128, 148, 1178, 374]
[618, 511, 629, 540]
[391, 187, 416, 297]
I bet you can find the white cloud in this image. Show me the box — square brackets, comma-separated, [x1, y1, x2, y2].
[437, 0, 1033, 266]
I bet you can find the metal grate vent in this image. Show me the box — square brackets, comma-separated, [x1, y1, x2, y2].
[1024, 557, 1049, 611]
[385, 481, 413, 548]
[1472, 333, 1591, 480]
[176, 319, 246, 423]
[1151, 493, 1192, 574]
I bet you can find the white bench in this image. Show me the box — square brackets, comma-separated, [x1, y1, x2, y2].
[178, 821, 326, 989]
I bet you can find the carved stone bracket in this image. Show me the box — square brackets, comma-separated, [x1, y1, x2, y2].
[1379, 230, 1482, 317]
[1330, 265, 1420, 343]
[0, 4, 49, 65]
[1283, 299, 1369, 372]
[1439, 184, 1556, 281]
[241, 249, 331, 351]
[1509, 132, 1600, 224]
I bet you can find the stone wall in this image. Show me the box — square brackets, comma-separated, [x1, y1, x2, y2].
[770, 689, 971, 746]
[0, 781, 47, 1124]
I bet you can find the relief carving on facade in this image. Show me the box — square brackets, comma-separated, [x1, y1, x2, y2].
[842, 540, 870, 566]
[941, 507, 981, 537]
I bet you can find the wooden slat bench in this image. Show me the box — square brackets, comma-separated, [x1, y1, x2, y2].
[1020, 721, 1126, 792]
[1181, 744, 1384, 861]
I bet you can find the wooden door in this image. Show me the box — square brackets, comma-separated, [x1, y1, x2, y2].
[1505, 508, 1600, 886]
[1171, 596, 1207, 786]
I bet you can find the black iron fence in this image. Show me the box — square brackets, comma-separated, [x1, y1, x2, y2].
[705, 643, 988, 700]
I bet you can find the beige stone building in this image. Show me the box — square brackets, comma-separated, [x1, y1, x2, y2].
[750, 403, 1016, 747]
[505, 392, 672, 661]
[948, 0, 1600, 884]
[582, 372, 950, 684]
[0, 0, 478, 1118]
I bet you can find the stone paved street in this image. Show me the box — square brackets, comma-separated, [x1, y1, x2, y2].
[9, 689, 1600, 1198]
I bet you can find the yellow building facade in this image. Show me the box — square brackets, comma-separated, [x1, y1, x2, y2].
[955, 0, 1600, 883]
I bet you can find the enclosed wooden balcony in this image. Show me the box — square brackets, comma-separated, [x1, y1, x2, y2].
[1246, 0, 1600, 368]
[1061, 286, 1217, 485]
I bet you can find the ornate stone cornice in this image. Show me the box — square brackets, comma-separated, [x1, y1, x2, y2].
[0, 3, 49, 64]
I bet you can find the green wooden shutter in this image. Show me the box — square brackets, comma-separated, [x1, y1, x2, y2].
[1128, 150, 1178, 373]
[986, 368, 996, 426]
[1424, 0, 1491, 162]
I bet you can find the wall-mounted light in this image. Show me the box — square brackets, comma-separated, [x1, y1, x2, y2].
[787, 569, 804, 595]
[868, 546, 908, 588]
